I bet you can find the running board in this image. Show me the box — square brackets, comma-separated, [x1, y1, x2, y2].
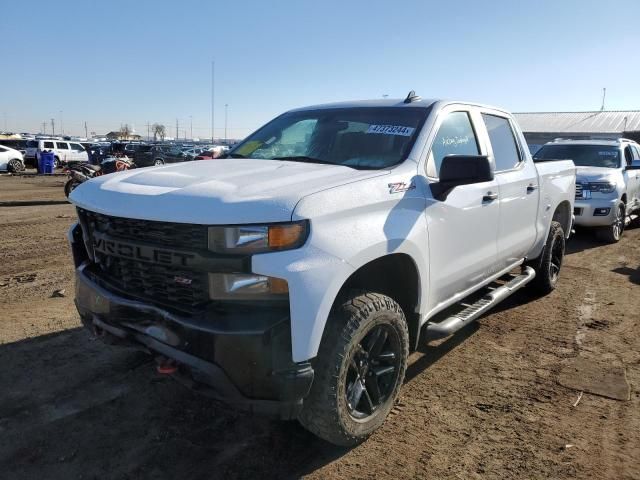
[424, 266, 536, 339]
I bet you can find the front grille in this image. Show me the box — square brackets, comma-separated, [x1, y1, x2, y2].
[94, 253, 209, 308]
[78, 209, 210, 310]
[575, 184, 583, 199]
[78, 209, 208, 249]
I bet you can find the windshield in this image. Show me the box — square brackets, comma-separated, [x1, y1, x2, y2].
[533, 144, 620, 168]
[229, 107, 430, 169]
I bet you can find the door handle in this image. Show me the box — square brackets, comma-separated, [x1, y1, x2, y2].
[483, 191, 498, 202]
[527, 184, 539, 193]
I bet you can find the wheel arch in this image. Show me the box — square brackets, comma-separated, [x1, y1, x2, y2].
[335, 253, 422, 351]
[552, 200, 572, 237]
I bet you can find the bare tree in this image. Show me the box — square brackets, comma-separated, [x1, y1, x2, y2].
[152, 123, 166, 141]
[120, 124, 132, 140]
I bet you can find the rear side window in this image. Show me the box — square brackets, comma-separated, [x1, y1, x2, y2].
[427, 111, 479, 177]
[43, 141, 54, 149]
[632, 145, 640, 161]
[56, 142, 69, 150]
[482, 114, 521, 171]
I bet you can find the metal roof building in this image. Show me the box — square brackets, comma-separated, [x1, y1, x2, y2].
[512, 110, 640, 153]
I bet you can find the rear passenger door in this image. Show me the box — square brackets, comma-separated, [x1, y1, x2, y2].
[55, 142, 70, 163]
[480, 112, 539, 271]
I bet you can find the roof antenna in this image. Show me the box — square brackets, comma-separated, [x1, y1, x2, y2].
[600, 87, 606, 111]
[404, 90, 421, 104]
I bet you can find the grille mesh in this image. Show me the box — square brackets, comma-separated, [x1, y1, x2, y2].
[78, 209, 209, 309]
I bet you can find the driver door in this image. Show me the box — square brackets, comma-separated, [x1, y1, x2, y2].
[424, 107, 500, 308]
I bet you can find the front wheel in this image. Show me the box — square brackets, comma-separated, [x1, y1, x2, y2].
[596, 203, 625, 243]
[298, 292, 409, 447]
[154, 158, 164, 166]
[7, 159, 24, 173]
[527, 220, 565, 295]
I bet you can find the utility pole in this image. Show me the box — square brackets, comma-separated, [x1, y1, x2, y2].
[224, 104, 228, 143]
[190, 116, 193, 140]
[59, 110, 64, 135]
[51, 118, 55, 136]
[600, 87, 607, 111]
[146, 121, 150, 141]
[42, 121, 47, 134]
[175, 118, 179, 140]
[84, 121, 88, 138]
[211, 60, 215, 143]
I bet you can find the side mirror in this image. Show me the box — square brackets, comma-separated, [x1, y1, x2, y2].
[431, 155, 493, 200]
[626, 161, 640, 171]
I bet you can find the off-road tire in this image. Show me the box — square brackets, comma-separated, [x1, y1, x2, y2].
[7, 159, 24, 173]
[298, 292, 409, 447]
[527, 220, 565, 295]
[596, 203, 625, 243]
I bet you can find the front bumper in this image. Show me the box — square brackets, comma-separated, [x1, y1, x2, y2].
[573, 197, 619, 227]
[74, 264, 314, 419]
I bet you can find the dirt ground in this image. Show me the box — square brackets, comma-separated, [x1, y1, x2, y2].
[0, 174, 638, 480]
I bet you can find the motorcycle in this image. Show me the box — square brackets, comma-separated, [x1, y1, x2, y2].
[64, 154, 135, 197]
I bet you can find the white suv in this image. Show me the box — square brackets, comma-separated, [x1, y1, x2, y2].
[534, 138, 640, 242]
[36, 140, 88, 166]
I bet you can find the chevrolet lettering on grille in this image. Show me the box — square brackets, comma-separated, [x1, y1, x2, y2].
[93, 236, 196, 267]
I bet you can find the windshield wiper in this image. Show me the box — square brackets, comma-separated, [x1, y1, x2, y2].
[272, 156, 340, 166]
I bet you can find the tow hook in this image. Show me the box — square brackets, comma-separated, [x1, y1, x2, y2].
[156, 356, 178, 374]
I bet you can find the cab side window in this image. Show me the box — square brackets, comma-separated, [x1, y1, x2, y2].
[43, 141, 54, 149]
[427, 111, 479, 177]
[56, 142, 69, 150]
[482, 114, 521, 171]
[624, 146, 634, 166]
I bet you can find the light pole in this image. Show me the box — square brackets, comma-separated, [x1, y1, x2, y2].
[59, 110, 64, 135]
[224, 104, 228, 143]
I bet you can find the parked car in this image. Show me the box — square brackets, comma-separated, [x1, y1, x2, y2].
[534, 138, 640, 242]
[133, 144, 189, 166]
[194, 146, 227, 160]
[36, 139, 88, 167]
[68, 95, 575, 447]
[0, 145, 25, 172]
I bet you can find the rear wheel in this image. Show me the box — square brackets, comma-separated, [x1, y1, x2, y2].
[527, 220, 565, 295]
[64, 178, 81, 197]
[54, 156, 61, 168]
[596, 203, 625, 243]
[154, 158, 164, 166]
[298, 292, 409, 446]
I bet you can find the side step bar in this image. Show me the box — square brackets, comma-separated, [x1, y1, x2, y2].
[425, 266, 536, 339]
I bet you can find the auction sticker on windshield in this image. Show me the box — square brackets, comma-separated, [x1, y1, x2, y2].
[367, 125, 415, 136]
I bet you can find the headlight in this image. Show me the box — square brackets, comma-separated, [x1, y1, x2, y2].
[208, 221, 309, 254]
[209, 273, 288, 300]
[587, 182, 616, 193]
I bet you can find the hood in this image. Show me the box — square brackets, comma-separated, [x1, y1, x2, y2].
[575, 166, 620, 183]
[69, 159, 388, 224]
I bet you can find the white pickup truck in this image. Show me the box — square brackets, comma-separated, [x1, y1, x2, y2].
[68, 93, 576, 446]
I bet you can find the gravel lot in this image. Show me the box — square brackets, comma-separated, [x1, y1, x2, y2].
[0, 174, 638, 479]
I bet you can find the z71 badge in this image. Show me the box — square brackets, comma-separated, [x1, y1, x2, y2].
[388, 182, 416, 194]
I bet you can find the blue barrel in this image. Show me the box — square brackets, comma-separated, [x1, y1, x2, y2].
[40, 151, 55, 174]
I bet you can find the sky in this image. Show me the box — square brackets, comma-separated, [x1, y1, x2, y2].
[2, 0, 640, 139]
